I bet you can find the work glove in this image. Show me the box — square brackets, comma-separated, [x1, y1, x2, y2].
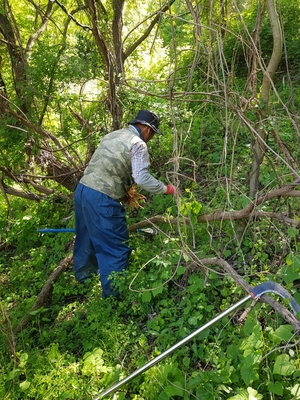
[164, 184, 181, 196]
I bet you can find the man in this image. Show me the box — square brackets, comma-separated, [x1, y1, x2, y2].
[73, 110, 177, 298]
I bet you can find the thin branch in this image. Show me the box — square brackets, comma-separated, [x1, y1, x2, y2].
[124, 0, 176, 59]
[0, 178, 13, 217]
[54, 0, 92, 30]
[25, 0, 54, 55]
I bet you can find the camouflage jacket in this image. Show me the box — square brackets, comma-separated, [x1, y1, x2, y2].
[80, 127, 143, 200]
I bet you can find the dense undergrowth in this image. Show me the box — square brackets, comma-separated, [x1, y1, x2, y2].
[0, 177, 300, 399]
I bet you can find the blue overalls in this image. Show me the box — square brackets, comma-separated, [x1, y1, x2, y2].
[73, 183, 131, 298]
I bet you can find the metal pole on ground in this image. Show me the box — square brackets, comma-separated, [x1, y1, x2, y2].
[95, 294, 252, 399]
[94, 281, 300, 399]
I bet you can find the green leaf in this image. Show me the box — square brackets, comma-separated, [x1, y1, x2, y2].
[267, 381, 283, 395]
[20, 381, 31, 391]
[142, 291, 152, 303]
[240, 330, 263, 351]
[223, 249, 232, 257]
[188, 316, 198, 326]
[272, 325, 293, 343]
[247, 387, 263, 399]
[273, 354, 296, 376]
[7, 369, 20, 381]
[82, 348, 106, 376]
[243, 319, 261, 336]
[29, 308, 43, 316]
[176, 265, 186, 276]
[19, 352, 29, 367]
[294, 292, 300, 306]
[241, 364, 258, 385]
[158, 390, 169, 400]
[287, 227, 299, 238]
[164, 381, 184, 397]
[243, 352, 262, 367]
[48, 343, 59, 361]
[227, 389, 248, 400]
[286, 253, 293, 266]
[183, 356, 190, 367]
[152, 285, 164, 297]
[282, 255, 300, 283]
[291, 384, 300, 399]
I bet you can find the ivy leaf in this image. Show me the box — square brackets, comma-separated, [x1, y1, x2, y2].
[142, 291, 152, 303]
[272, 325, 293, 343]
[268, 381, 283, 395]
[152, 285, 163, 297]
[241, 364, 258, 385]
[273, 354, 296, 376]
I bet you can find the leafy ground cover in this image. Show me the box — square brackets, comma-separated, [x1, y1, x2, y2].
[0, 188, 299, 400]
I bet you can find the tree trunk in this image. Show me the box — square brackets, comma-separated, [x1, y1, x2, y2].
[248, 0, 283, 197]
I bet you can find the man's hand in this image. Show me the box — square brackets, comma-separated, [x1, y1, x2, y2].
[165, 184, 182, 196]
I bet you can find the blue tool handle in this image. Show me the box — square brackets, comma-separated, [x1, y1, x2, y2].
[251, 281, 300, 316]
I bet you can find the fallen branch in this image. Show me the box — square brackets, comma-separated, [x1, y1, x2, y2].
[14, 252, 73, 334]
[0, 179, 13, 217]
[128, 208, 300, 233]
[127, 183, 300, 232]
[236, 299, 257, 324]
[251, 211, 300, 227]
[197, 182, 300, 223]
[2, 183, 45, 201]
[197, 257, 300, 333]
[128, 215, 178, 232]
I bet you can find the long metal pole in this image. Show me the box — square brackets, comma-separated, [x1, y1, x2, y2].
[95, 294, 252, 399]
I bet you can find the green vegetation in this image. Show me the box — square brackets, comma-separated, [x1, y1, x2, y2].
[1, 0, 300, 399]
[1, 192, 300, 399]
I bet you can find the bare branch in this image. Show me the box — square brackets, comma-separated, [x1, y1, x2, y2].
[124, 0, 176, 59]
[2, 184, 45, 201]
[0, 178, 13, 217]
[25, 1, 54, 55]
[54, 0, 92, 31]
